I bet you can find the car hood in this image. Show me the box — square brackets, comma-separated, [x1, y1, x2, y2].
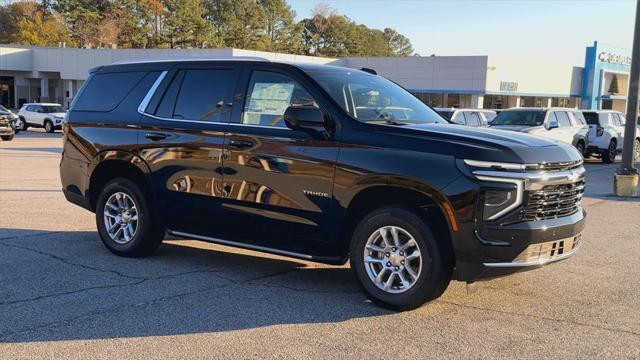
[388, 123, 582, 164]
[488, 124, 542, 132]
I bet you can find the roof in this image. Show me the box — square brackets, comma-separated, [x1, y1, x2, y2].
[101, 57, 368, 75]
[434, 107, 496, 113]
[502, 107, 579, 111]
[22, 103, 62, 106]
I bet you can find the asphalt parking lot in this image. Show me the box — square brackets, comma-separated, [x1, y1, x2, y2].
[0, 130, 638, 359]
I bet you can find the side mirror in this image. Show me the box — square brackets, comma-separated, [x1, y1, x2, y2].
[283, 106, 327, 135]
[545, 120, 559, 130]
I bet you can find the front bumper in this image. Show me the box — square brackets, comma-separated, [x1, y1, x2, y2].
[0, 125, 15, 135]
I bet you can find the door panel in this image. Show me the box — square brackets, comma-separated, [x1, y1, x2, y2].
[137, 68, 239, 237]
[220, 69, 340, 258]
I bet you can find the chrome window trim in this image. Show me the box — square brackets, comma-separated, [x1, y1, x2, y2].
[475, 175, 524, 220]
[136, 70, 293, 131]
[137, 71, 168, 114]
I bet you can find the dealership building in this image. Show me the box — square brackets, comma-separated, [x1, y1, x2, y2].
[0, 41, 632, 111]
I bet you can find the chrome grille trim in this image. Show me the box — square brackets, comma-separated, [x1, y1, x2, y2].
[523, 180, 585, 221]
[484, 234, 582, 268]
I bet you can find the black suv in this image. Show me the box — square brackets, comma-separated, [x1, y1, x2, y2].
[61, 59, 586, 310]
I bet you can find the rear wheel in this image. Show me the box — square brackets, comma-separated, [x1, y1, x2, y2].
[349, 206, 452, 311]
[20, 117, 28, 131]
[44, 120, 54, 133]
[602, 139, 616, 163]
[96, 178, 165, 257]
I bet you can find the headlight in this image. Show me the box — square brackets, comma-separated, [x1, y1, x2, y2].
[475, 175, 524, 221]
[483, 189, 518, 220]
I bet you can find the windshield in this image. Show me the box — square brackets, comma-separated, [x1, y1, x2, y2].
[42, 105, 64, 113]
[308, 71, 444, 124]
[491, 110, 545, 126]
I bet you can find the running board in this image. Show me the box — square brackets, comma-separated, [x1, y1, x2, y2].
[167, 230, 342, 263]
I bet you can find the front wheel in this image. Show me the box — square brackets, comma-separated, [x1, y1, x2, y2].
[575, 141, 585, 157]
[96, 178, 165, 257]
[19, 118, 28, 131]
[44, 120, 54, 133]
[349, 206, 452, 311]
[1, 134, 14, 141]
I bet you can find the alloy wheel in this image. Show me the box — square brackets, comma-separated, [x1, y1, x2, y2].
[103, 192, 139, 244]
[363, 226, 422, 294]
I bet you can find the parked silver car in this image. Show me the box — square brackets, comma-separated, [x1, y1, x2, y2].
[434, 108, 496, 127]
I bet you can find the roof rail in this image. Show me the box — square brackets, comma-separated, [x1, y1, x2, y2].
[360, 67, 377, 75]
[112, 56, 271, 65]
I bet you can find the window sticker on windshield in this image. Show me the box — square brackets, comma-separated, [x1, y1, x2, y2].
[246, 82, 294, 117]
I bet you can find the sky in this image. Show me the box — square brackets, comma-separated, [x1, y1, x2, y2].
[288, 0, 637, 66]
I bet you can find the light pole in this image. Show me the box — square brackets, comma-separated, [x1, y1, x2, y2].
[615, 0, 640, 196]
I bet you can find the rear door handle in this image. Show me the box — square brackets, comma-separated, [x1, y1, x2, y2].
[228, 139, 254, 149]
[145, 132, 168, 141]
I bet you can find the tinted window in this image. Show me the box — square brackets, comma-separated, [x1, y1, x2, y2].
[583, 112, 600, 125]
[491, 110, 545, 126]
[611, 113, 622, 126]
[436, 110, 453, 120]
[482, 112, 497, 123]
[26, 105, 34, 111]
[555, 111, 571, 127]
[155, 71, 185, 119]
[242, 71, 316, 128]
[74, 72, 147, 112]
[464, 112, 481, 126]
[173, 69, 237, 122]
[42, 105, 64, 113]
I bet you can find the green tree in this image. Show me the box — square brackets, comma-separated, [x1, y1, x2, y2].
[0, 1, 73, 46]
[256, 0, 301, 53]
[162, 0, 211, 48]
[383, 28, 414, 56]
[204, 0, 265, 49]
[51, 0, 110, 47]
[609, 74, 619, 94]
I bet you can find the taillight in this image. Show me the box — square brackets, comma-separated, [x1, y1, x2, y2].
[596, 126, 604, 136]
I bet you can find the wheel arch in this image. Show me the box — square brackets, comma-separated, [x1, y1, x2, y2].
[339, 179, 457, 261]
[88, 151, 152, 211]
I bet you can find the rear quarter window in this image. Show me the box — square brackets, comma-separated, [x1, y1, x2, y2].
[73, 72, 147, 112]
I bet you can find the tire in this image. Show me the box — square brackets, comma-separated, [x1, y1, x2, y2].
[602, 139, 616, 163]
[44, 120, 54, 133]
[96, 177, 165, 257]
[575, 141, 585, 157]
[1, 134, 14, 141]
[349, 206, 453, 311]
[19, 117, 28, 131]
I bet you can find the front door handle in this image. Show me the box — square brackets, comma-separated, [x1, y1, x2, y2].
[228, 139, 254, 149]
[145, 132, 168, 141]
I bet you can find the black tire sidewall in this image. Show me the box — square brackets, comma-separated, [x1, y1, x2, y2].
[602, 140, 616, 163]
[349, 206, 451, 311]
[1, 135, 13, 141]
[96, 178, 155, 256]
[44, 121, 53, 133]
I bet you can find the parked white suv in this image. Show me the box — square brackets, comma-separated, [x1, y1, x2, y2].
[434, 108, 497, 127]
[489, 107, 590, 155]
[17, 103, 66, 133]
[583, 110, 640, 163]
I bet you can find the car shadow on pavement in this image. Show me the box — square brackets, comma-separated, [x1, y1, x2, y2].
[0, 229, 389, 343]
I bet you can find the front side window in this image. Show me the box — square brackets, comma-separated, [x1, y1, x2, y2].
[571, 111, 587, 125]
[172, 69, 237, 122]
[464, 112, 481, 126]
[583, 112, 599, 125]
[554, 111, 571, 127]
[308, 71, 444, 125]
[450, 112, 465, 124]
[242, 71, 316, 128]
[491, 110, 546, 126]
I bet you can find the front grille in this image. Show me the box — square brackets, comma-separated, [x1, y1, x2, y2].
[522, 180, 585, 220]
[514, 234, 582, 263]
[0, 116, 9, 126]
[523, 160, 583, 172]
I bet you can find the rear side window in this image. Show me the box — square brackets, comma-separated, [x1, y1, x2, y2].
[74, 72, 147, 112]
[172, 69, 238, 122]
[583, 112, 599, 125]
